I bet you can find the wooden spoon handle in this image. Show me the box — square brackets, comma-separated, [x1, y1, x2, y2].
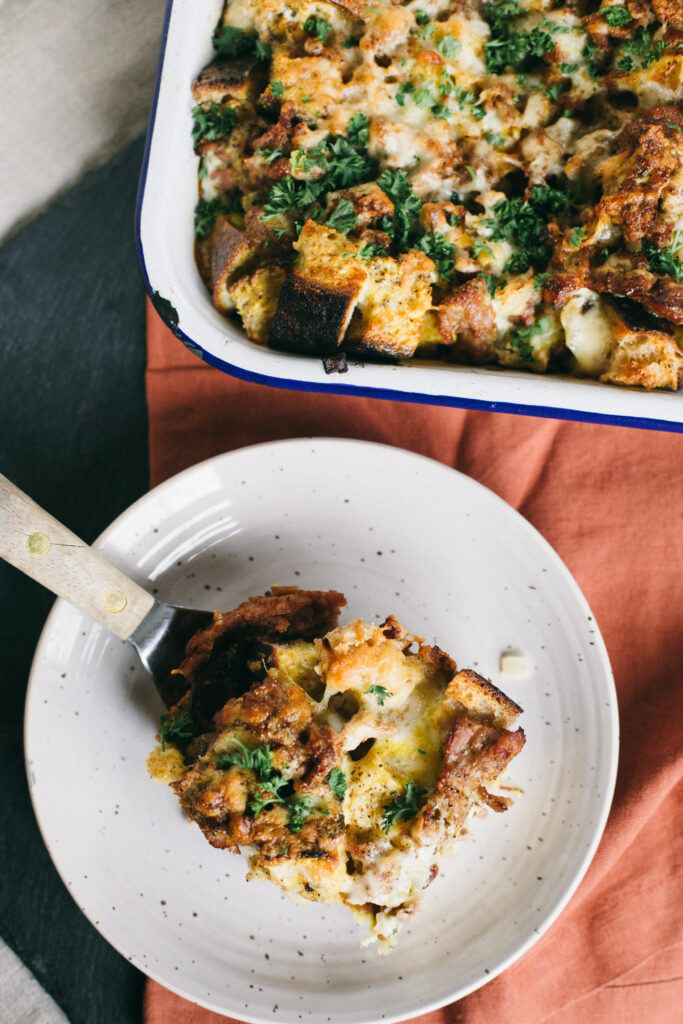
[0, 474, 155, 640]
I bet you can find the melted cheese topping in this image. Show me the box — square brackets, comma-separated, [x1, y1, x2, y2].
[191, 0, 683, 388]
[150, 615, 525, 951]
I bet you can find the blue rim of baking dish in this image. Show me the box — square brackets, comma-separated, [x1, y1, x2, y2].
[134, 0, 683, 435]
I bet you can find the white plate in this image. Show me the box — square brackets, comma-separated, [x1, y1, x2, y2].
[25, 439, 618, 1024]
[135, 0, 682, 432]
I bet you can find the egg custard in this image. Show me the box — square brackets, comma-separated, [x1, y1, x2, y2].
[148, 588, 525, 951]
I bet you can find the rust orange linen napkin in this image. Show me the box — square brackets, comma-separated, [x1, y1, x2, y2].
[144, 303, 683, 1024]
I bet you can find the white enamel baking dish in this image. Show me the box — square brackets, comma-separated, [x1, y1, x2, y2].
[136, 0, 683, 432]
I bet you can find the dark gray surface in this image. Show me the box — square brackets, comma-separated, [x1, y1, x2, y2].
[0, 137, 149, 1024]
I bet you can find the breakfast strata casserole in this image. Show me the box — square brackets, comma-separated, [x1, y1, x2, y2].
[148, 588, 526, 951]
[190, 0, 683, 389]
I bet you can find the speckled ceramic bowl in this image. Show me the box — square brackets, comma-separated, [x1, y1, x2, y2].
[25, 439, 618, 1024]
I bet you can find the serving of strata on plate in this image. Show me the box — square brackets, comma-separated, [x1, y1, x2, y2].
[192, 0, 683, 389]
[148, 588, 526, 952]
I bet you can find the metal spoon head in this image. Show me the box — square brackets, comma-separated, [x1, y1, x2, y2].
[129, 600, 214, 707]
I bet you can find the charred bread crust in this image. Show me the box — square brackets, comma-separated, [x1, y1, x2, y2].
[177, 588, 346, 686]
[445, 669, 524, 731]
[268, 272, 362, 355]
[191, 55, 267, 106]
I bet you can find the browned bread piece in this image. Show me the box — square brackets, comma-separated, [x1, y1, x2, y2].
[149, 598, 525, 952]
[191, 55, 267, 107]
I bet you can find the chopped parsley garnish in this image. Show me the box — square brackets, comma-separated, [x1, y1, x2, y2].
[485, 131, 506, 148]
[485, 198, 548, 272]
[416, 231, 455, 280]
[219, 738, 301, 820]
[325, 198, 358, 234]
[481, 272, 504, 297]
[437, 35, 462, 59]
[262, 175, 308, 217]
[347, 112, 370, 149]
[482, 186, 580, 273]
[396, 82, 414, 106]
[568, 226, 585, 248]
[642, 237, 683, 279]
[533, 272, 552, 291]
[257, 146, 283, 163]
[289, 149, 311, 173]
[414, 83, 436, 108]
[484, 0, 554, 75]
[377, 168, 423, 249]
[343, 36, 361, 49]
[472, 239, 493, 258]
[287, 796, 314, 832]
[194, 194, 241, 238]
[617, 28, 666, 72]
[559, 61, 579, 74]
[270, 80, 284, 98]
[313, 135, 377, 188]
[508, 317, 551, 362]
[603, 6, 633, 27]
[159, 711, 197, 751]
[381, 781, 428, 833]
[486, 0, 524, 34]
[582, 38, 601, 81]
[357, 241, 388, 261]
[329, 768, 348, 800]
[212, 25, 270, 61]
[415, 10, 430, 26]
[366, 683, 394, 706]
[261, 135, 376, 220]
[218, 737, 277, 777]
[530, 185, 573, 215]
[303, 15, 332, 44]
[545, 82, 564, 101]
[191, 103, 235, 148]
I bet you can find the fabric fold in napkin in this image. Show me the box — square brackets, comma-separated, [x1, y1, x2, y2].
[145, 303, 683, 1024]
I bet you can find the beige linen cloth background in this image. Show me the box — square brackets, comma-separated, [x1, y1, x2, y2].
[0, 0, 165, 1019]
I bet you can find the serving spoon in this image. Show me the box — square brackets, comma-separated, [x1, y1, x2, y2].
[0, 474, 213, 705]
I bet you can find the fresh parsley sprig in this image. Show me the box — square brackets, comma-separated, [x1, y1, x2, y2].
[194, 194, 242, 238]
[218, 737, 277, 777]
[303, 15, 332, 44]
[642, 236, 683, 279]
[508, 317, 551, 363]
[415, 231, 455, 280]
[483, 1, 554, 75]
[159, 711, 198, 751]
[329, 768, 348, 800]
[366, 683, 394, 706]
[212, 24, 270, 61]
[191, 103, 235, 149]
[288, 796, 314, 832]
[347, 113, 370, 149]
[381, 780, 428, 833]
[377, 169, 423, 250]
[617, 27, 666, 72]
[324, 198, 358, 234]
[603, 6, 633, 28]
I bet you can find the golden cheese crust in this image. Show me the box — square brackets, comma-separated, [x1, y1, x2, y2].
[189, 0, 683, 389]
[149, 594, 525, 952]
